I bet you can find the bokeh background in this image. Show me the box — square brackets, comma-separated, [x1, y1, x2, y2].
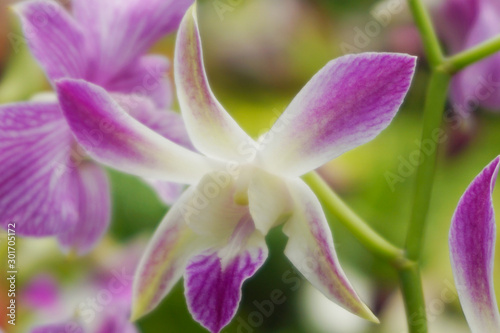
[0, 0, 498, 332]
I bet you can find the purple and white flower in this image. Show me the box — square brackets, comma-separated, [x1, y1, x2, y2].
[449, 156, 500, 332]
[0, 0, 192, 254]
[22, 241, 144, 333]
[55, 4, 416, 332]
[440, 0, 500, 113]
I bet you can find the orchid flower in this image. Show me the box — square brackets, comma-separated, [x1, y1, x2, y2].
[25, 273, 137, 333]
[22, 241, 144, 333]
[449, 156, 500, 333]
[440, 0, 500, 113]
[55, 5, 416, 332]
[23, 275, 88, 333]
[0, 0, 193, 254]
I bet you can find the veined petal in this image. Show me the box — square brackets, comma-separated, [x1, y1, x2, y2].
[14, 0, 87, 82]
[283, 178, 378, 322]
[57, 162, 111, 255]
[449, 156, 500, 333]
[56, 79, 212, 185]
[72, 0, 193, 82]
[175, 5, 257, 162]
[0, 102, 77, 236]
[184, 214, 268, 333]
[260, 53, 416, 177]
[105, 55, 173, 109]
[111, 94, 193, 206]
[112, 93, 194, 150]
[248, 168, 292, 235]
[141, 109, 194, 150]
[131, 186, 209, 320]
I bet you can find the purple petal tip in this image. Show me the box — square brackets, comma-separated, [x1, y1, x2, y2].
[449, 155, 500, 332]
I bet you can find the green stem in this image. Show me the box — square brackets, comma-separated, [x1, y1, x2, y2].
[398, 2, 452, 330]
[397, 70, 450, 333]
[405, 70, 451, 261]
[440, 35, 500, 74]
[407, 0, 444, 66]
[302, 172, 412, 269]
[307, 1, 499, 332]
[399, 266, 427, 333]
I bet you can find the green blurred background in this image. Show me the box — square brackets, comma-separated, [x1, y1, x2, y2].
[0, 0, 498, 332]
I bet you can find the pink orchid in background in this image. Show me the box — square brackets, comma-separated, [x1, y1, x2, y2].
[0, 0, 193, 255]
[55, 4, 416, 333]
[22, 241, 144, 333]
[440, 0, 500, 113]
[26, 275, 136, 333]
[449, 156, 500, 332]
[23, 275, 88, 333]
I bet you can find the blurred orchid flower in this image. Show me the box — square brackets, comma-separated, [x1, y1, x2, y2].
[449, 156, 500, 332]
[440, 0, 500, 113]
[26, 274, 136, 333]
[55, 5, 416, 333]
[23, 241, 144, 333]
[0, 0, 193, 254]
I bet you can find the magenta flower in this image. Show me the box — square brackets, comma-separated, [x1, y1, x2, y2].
[22, 241, 144, 333]
[449, 156, 500, 332]
[0, 0, 192, 254]
[440, 0, 500, 113]
[55, 5, 416, 333]
[26, 274, 136, 333]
